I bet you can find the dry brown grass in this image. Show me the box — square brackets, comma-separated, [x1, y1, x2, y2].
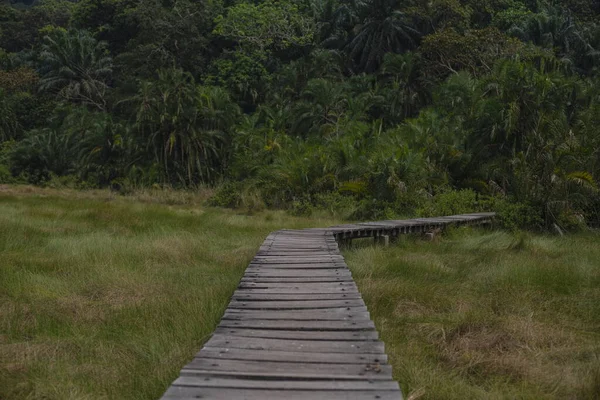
[345, 230, 600, 399]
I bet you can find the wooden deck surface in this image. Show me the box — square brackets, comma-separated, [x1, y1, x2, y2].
[160, 213, 495, 400]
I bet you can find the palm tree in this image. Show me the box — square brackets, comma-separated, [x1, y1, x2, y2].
[39, 29, 113, 111]
[344, 0, 420, 73]
[379, 52, 424, 123]
[508, 6, 581, 60]
[127, 68, 239, 185]
[0, 89, 18, 141]
[292, 78, 348, 136]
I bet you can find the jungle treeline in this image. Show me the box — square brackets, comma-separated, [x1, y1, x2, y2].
[1, 0, 599, 229]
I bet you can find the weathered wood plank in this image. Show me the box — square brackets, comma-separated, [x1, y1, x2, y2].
[239, 281, 357, 288]
[222, 308, 370, 321]
[241, 276, 354, 283]
[205, 336, 385, 354]
[231, 293, 362, 301]
[232, 286, 361, 294]
[243, 268, 352, 277]
[214, 327, 379, 341]
[256, 251, 334, 256]
[196, 348, 388, 364]
[248, 263, 347, 269]
[162, 387, 402, 400]
[218, 319, 375, 331]
[226, 299, 366, 310]
[182, 358, 390, 379]
[252, 256, 344, 264]
[172, 376, 399, 391]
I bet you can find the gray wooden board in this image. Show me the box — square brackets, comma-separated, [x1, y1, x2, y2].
[179, 368, 391, 381]
[267, 237, 336, 241]
[231, 293, 362, 301]
[226, 299, 366, 310]
[218, 319, 375, 331]
[222, 309, 370, 321]
[256, 251, 334, 256]
[238, 282, 357, 289]
[162, 387, 402, 400]
[251, 260, 345, 265]
[243, 268, 352, 277]
[253, 255, 343, 259]
[232, 286, 360, 294]
[259, 249, 337, 253]
[205, 336, 385, 354]
[260, 244, 334, 248]
[243, 270, 352, 277]
[241, 276, 354, 283]
[263, 238, 331, 242]
[196, 348, 388, 364]
[242, 275, 353, 282]
[172, 376, 399, 391]
[247, 263, 347, 269]
[243, 271, 353, 278]
[214, 327, 379, 341]
[182, 358, 390, 379]
[243, 271, 349, 276]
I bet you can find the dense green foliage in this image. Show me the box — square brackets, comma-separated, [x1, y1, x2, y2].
[1, 0, 599, 228]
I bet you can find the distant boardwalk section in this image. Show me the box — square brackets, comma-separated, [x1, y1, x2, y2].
[161, 213, 495, 400]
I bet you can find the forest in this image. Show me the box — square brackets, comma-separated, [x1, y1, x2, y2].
[1, 0, 599, 229]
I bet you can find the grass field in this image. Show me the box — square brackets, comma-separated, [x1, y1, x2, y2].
[345, 231, 600, 399]
[1, 186, 599, 399]
[0, 186, 339, 399]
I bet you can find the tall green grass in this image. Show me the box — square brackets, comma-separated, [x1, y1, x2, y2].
[344, 229, 600, 399]
[0, 186, 339, 400]
[2, 186, 599, 399]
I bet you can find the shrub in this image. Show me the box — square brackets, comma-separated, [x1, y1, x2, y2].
[350, 198, 398, 221]
[312, 192, 359, 219]
[0, 164, 12, 183]
[208, 181, 243, 208]
[482, 197, 544, 231]
[239, 186, 266, 213]
[289, 198, 313, 217]
[416, 189, 480, 217]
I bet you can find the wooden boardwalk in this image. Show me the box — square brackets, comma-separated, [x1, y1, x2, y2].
[161, 213, 495, 400]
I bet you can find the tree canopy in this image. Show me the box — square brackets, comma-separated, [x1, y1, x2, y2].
[1, 0, 599, 229]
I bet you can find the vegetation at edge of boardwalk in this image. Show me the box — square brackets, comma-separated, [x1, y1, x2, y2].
[345, 227, 600, 399]
[0, 186, 341, 400]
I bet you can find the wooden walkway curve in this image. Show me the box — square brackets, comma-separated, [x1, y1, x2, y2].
[161, 213, 495, 400]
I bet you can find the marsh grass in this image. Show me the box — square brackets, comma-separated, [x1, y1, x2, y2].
[2, 185, 599, 399]
[0, 186, 340, 399]
[344, 228, 600, 399]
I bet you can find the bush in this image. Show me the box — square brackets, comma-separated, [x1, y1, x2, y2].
[208, 181, 243, 208]
[0, 164, 12, 183]
[416, 189, 480, 217]
[482, 197, 544, 231]
[289, 198, 313, 217]
[239, 185, 266, 213]
[312, 192, 359, 219]
[45, 173, 80, 189]
[350, 198, 399, 221]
